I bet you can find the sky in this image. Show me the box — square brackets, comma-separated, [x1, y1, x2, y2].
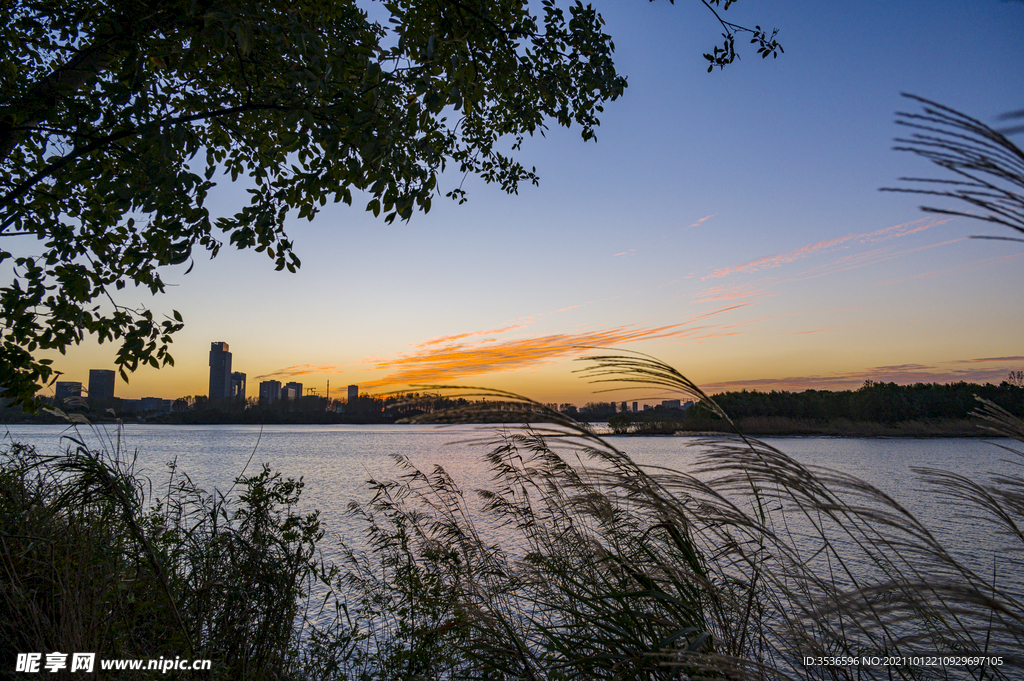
[38, 0, 1024, 405]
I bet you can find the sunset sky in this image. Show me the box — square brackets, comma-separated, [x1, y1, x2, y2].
[40, 0, 1024, 405]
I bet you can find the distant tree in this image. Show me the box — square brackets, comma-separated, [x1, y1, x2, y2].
[0, 0, 782, 410]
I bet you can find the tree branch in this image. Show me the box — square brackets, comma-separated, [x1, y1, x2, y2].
[0, 29, 134, 164]
[0, 102, 296, 215]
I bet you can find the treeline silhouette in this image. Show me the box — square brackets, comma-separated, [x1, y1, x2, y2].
[611, 380, 1024, 435]
[715, 380, 1024, 422]
[168, 393, 475, 424]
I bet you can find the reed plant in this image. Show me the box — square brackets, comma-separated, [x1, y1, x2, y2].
[325, 353, 1023, 679]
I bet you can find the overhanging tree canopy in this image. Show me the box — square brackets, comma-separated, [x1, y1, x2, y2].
[0, 0, 781, 409]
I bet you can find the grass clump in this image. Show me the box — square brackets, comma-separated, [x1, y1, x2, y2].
[0, 432, 329, 679]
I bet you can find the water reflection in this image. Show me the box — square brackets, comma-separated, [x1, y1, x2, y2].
[4, 424, 1019, 587]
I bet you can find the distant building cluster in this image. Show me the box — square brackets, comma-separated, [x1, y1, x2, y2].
[257, 379, 304, 402]
[611, 400, 693, 413]
[50, 369, 173, 415]
[44, 339, 675, 418]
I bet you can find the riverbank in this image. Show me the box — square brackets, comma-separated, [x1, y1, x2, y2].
[618, 416, 995, 437]
[3, 406, 998, 436]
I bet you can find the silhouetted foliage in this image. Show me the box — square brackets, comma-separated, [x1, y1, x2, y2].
[884, 94, 1024, 241]
[0, 0, 782, 411]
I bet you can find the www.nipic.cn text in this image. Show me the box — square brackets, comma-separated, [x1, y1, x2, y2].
[15, 653, 212, 673]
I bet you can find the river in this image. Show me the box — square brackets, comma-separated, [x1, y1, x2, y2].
[3, 422, 1020, 584]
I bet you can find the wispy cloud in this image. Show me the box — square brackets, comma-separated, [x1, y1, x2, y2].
[788, 327, 836, 336]
[703, 216, 952, 280]
[614, 249, 636, 257]
[687, 214, 717, 229]
[255, 364, 345, 380]
[358, 304, 752, 390]
[703, 358, 1020, 392]
[705, 236, 851, 280]
[869, 251, 1024, 288]
[414, 324, 526, 348]
[692, 283, 772, 303]
[788, 238, 965, 282]
[953, 356, 1024, 364]
[551, 295, 624, 315]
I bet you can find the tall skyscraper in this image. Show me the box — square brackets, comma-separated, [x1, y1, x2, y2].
[89, 369, 116, 399]
[348, 384, 359, 403]
[209, 342, 232, 401]
[284, 382, 303, 400]
[230, 372, 246, 401]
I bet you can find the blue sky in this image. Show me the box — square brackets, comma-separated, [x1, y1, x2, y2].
[44, 0, 1024, 404]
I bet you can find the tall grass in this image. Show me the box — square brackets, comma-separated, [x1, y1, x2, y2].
[328, 353, 1023, 679]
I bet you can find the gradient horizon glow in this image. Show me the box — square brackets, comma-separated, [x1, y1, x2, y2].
[37, 0, 1024, 406]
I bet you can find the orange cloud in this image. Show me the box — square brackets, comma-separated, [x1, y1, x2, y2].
[415, 324, 526, 348]
[358, 304, 752, 390]
[255, 364, 344, 380]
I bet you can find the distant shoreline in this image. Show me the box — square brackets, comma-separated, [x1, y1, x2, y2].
[611, 416, 997, 438]
[2, 412, 1000, 438]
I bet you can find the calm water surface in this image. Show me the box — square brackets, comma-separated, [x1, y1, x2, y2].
[3, 423, 1020, 578]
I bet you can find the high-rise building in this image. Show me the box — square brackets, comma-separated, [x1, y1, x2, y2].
[347, 384, 358, 403]
[621, 401, 627, 413]
[88, 369, 116, 399]
[259, 380, 281, 402]
[55, 381, 82, 401]
[284, 382, 303, 400]
[632, 401, 638, 413]
[230, 372, 246, 401]
[209, 342, 232, 400]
